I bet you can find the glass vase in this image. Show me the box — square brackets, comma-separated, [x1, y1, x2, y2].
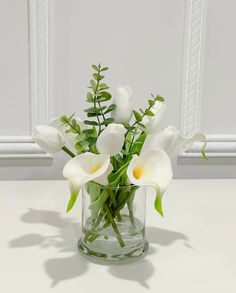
[78, 182, 148, 264]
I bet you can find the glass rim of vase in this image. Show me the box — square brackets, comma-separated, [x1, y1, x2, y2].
[85, 181, 143, 191]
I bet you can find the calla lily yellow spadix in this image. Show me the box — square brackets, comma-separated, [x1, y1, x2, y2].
[127, 148, 173, 216]
[63, 153, 112, 212]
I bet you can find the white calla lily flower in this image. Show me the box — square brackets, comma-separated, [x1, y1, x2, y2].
[63, 153, 111, 212]
[142, 102, 166, 133]
[127, 148, 173, 216]
[96, 123, 126, 156]
[49, 117, 87, 154]
[32, 125, 65, 153]
[143, 125, 206, 157]
[112, 85, 133, 123]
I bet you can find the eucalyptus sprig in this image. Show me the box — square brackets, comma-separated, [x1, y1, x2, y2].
[84, 64, 116, 133]
[60, 64, 118, 154]
[122, 94, 165, 160]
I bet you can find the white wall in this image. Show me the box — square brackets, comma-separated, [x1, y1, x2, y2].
[0, 0, 236, 179]
[0, 0, 30, 136]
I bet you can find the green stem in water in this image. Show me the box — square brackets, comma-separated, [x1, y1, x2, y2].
[127, 201, 135, 227]
[62, 146, 75, 158]
[104, 202, 125, 248]
[84, 210, 104, 243]
[127, 186, 138, 227]
[106, 188, 122, 221]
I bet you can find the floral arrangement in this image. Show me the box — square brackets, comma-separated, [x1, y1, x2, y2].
[33, 64, 206, 249]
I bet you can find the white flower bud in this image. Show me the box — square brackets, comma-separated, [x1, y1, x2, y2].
[112, 86, 133, 124]
[96, 123, 126, 156]
[32, 125, 65, 153]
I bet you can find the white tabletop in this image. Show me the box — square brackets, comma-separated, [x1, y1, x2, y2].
[0, 180, 236, 293]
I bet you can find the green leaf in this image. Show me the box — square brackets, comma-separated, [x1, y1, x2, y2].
[87, 181, 101, 202]
[92, 64, 99, 71]
[91, 144, 98, 154]
[104, 103, 116, 114]
[108, 161, 130, 185]
[87, 137, 96, 146]
[100, 67, 109, 71]
[71, 119, 80, 132]
[98, 91, 112, 100]
[133, 110, 142, 122]
[84, 106, 106, 114]
[71, 118, 76, 126]
[155, 95, 164, 102]
[89, 189, 108, 219]
[66, 192, 78, 212]
[93, 73, 104, 81]
[101, 118, 114, 125]
[99, 83, 109, 90]
[90, 79, 97, 92]
[78, 141, 89, 148]
[84, 120, 99, 126]
[96, 97, 110, 102]
[148, 99, 155, 107]
[114, 153, 124, 164]
[130, 131, 140, 136]
[145, 109, 155, 116]
[125, 131, 133, 152]
[60, 115, 69, 125]
[83, 128, 97, 138]
[61, 113, 76, 125]
[76, 133, 85, 142]
[201, 142, 208, 161]
[87, 112, 102, 117]
[154, 195, 164, 217]
[126, 125, 136, 131]
[138, 122, 146, 129]
[121, 149, 129, 156]
[87, 92, 94, 103]
[75, 141, 89, 153]
[130, 132, 147, 155]
[65, 128, 78, 134]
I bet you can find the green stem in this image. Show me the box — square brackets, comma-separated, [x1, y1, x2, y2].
[114, 193, 130, 218]
[84, 210, 104, 243]
[93, 65, 106, 134]
[88, 234, 100, 243]
[68, 122, 80, 134]
[62, 146, 75, 158]
[93, 73, 102, 133]
[106, 188, 117, 207]
[104, 202, 125, 248]
[124, 99, 156, 145]
[98, 101, 106, 121]
[128, 125, 138, 153]
[127, 201, 135, 227]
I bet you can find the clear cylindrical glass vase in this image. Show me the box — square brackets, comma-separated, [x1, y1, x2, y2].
[78, 183, 148, 264]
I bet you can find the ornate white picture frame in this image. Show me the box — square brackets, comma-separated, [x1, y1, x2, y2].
[0, 0, 52, 164]
[179, 0, 236, 160]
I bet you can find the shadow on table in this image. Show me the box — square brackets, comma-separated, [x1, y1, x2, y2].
[9, 208, 190, 288]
